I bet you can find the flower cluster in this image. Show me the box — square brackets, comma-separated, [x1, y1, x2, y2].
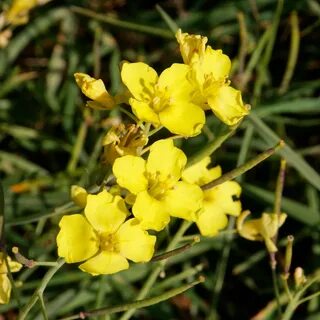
[56, 30, 248, 275]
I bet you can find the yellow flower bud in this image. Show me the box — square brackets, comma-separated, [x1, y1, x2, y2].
[74, 73, 115, 110]
[175, 29, 207, 64]
[71, 185, 88, 208]
[101, 124, 148, 165]
[237, 211, 287, 253]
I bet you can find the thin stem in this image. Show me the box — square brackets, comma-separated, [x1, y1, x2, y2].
[71, 6, 173, 39]
[39, 293, 49, 320]
[59, 277, 204, 320]
[118, 106, 139, 123]
[236, 11, 248, 75]
[155, 4, 178, 34]
[119, 221, 192, 320]
[298, 291, 320, 306]
[274, 160, 287, 215]
[278, 11, 300, 94]
[187, 123, 240, 168]
[201, 140, 284, 190]
[6, 202, 75, 226]
[281, 273, 320, 320]
[151, 240, 198, 262]
[207, 122, 254, 320]
[271, 263, 283, 317]
[282, 275, 293, 302]
[67, 114, 89, 174]
[0, 181, 4, 243]
[18, 259, 65, 320]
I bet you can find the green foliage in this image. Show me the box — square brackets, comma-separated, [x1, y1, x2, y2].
[1, 0, 320, 319]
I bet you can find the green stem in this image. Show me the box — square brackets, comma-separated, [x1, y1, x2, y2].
[67, 117, 89, 174]
[271, 262, 283, 317]
[0, 181, 4, 243]
[39, 293, 49, 320]
[201, 140, 284, 190]
[155, 4, 178, 34]
[274, 159, 287, 215]
[71, 6, 173, 39]
[281, 273, 320, 320]
[187, 123, 240, 168]
[59, 277, 204, 320]
[297, 291, 320, 306]
[18, 258, 65, 320]
[253, 0, 283, 104]
[151, 241, 197, 262]
[119, 220, 192, 320]
[118, 106, 139, 123]
[6, 201, 75, 226]
[278, 11, 300, 94]
[207, 122, 254, 320]
[240, 27, 271, 91]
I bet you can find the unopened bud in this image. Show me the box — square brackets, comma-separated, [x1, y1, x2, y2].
[294, 267, 307, 288]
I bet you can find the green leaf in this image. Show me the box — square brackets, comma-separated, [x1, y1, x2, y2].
[248, 112, 320, 191]
[243, 183, 319, 225]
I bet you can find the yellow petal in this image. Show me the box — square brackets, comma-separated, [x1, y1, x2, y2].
[5, 0, 38, 25]
[57, 214, 99, 263]
[182, 158, 221, 185]
[0, 254, 22, 274]
[237, 210, 264, 241]
[159, 100, 205, 137]
[129, 98, 160, 125]
[146, 139, 187, 184]
[175, 29, 207, 64]
[121, 62, 158, 101]
[113, 155, 148, 194]
[132, 191, 170, 231]
[85, 190, 128, 234]
[196, 206, 228, 237]
[260, 213, 287, 239]
[158, 63, 193, 100]
[79, 251, 129, 275]
[208, 86, 250, 126]
[71, 185, 87, 208]
[74, 73, 115, 109]
[163, 182, 203, 221]
[206, 181, 242, 216]
[0, 274, 11, 304]
[7, 258, 22, 273]
[118, 218, 156, 262]
[193, 47, 231, 86]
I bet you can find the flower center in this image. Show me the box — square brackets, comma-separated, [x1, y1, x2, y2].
[100, 233, 120, 253]
[147, 171, 174, 200]
[151, 85, 171, 113]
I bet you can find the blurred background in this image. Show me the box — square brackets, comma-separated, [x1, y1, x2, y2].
[0, 0, 320, 319]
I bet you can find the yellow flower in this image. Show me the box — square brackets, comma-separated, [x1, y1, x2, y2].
[74, 73, 116, 110]
[237, 211, 287, 253]
[182, 157, 242, 236]
[113, 139, 203, 231]
[175, 29, 208, 64]
[120, 62, 205, 137]
[71, 185, 88, 208]
[101, 124, 148, 165]
[4, 0, 38, 25]
[176, 30, 250, 126]
[0, 254, 22, 304]
[56, 190, 156, 275]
